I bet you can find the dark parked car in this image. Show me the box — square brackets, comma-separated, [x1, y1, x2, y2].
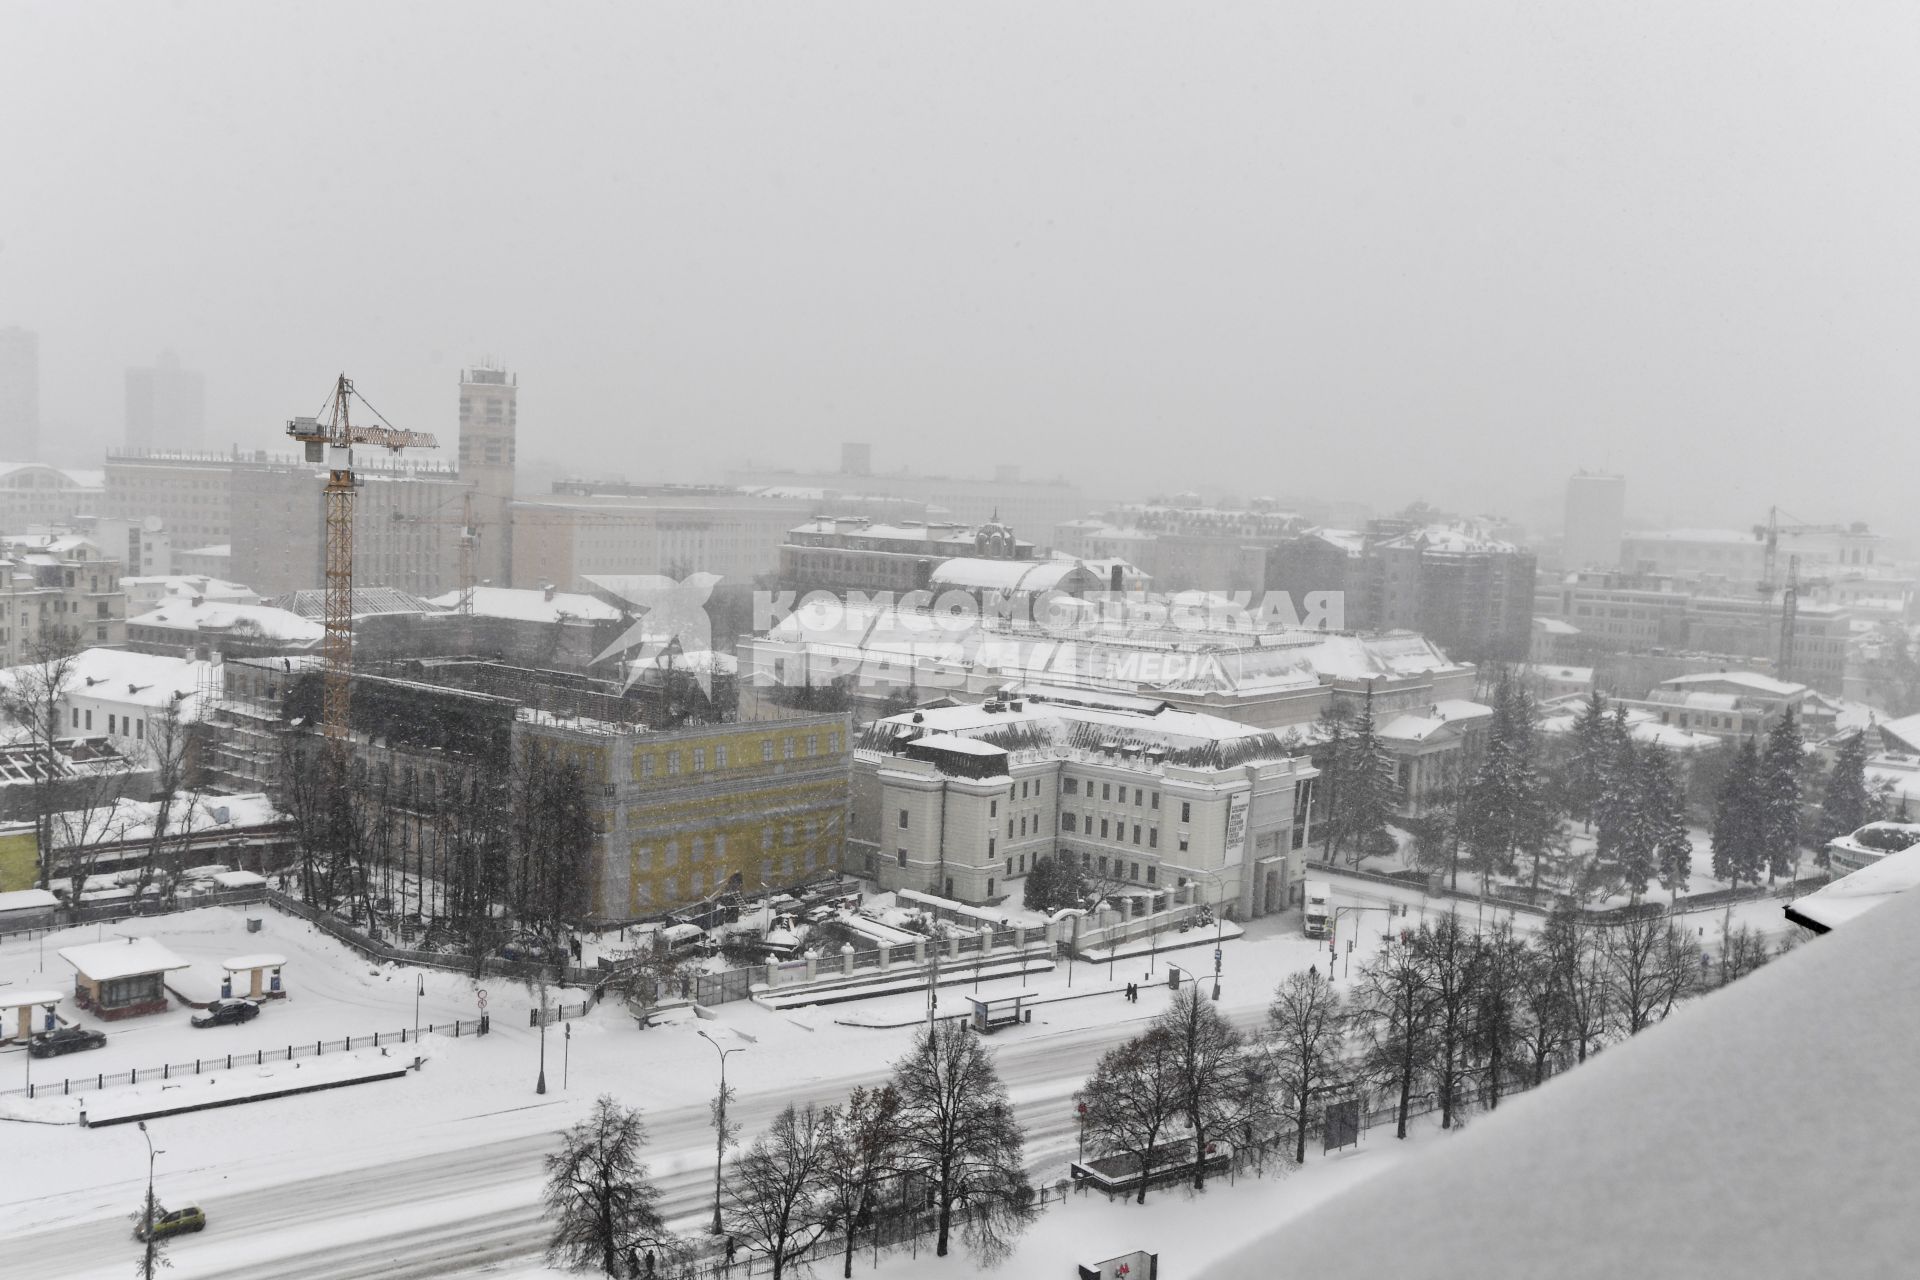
[190, 998, 259, 1029]
[134, 1206, 206, 1241]
[29, 1026, 107, 1058]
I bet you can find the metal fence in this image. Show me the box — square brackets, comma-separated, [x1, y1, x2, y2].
[1, 1016, 487, 1101]
[530, 993, 598, 1027]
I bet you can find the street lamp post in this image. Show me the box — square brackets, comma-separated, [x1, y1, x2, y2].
[536, 998, 549, 1096]
[697, 1029, 743, 1236]
[137, 1121, 162, 1279]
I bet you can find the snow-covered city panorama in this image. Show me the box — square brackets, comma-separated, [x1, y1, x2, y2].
[4, 5, 1919, 1279]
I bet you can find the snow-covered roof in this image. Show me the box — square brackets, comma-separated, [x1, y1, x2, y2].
[928, 558, 1096, 594]
[123, 575, 259, 601]
[0, 887, 59, 913]
[1215, 880, 1920, 1280]
[58, 937, 191, 980]
[1378, 700, 1491, 744]
[49, 792, 281, 851]
[1532, 616, 1580, 635]
[131, 598, 323, 644]
[1644, 689, 1741, 712]
[1788, 844, 1920, 932]
[1288, 631, 1464, 682]
[428, 586, 622, 623]
[179, 543, 231, 557]
[1874, 712, 1920, 754]
[221, 952, 287, 971]
[1662, 671, 1807, 697]
[9, 648, 210, 715]
[269, 588, 440, 619]
[908, 732, 1008, 757]
[1373, 522, 1520, 555]
[1539, 704, 1719, 752]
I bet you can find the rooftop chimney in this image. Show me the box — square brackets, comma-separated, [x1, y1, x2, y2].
[543, 584, 556, 602]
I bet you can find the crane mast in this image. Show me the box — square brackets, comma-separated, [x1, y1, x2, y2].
[286, 374, 439, 748]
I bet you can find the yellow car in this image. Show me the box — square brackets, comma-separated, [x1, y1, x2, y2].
[134, 1207, 206, 1241]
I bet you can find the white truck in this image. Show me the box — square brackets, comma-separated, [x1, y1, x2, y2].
[1302, 880, 1333, 939]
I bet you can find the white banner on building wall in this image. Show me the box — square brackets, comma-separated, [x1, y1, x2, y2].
[1222, 791, 1250, 866]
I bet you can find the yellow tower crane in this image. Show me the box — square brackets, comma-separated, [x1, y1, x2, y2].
[286, 375, 439, 746]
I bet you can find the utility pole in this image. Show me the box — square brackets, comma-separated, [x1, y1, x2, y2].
[697, 1029, 743, 1235]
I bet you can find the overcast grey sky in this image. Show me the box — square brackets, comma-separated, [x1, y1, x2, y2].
[2, 2, 1916, 539]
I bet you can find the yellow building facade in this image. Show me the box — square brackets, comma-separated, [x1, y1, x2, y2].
[525, 711, 852, 920]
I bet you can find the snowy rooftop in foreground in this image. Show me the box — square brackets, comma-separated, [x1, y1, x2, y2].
[1214, 876, 1920, 1280]
[1786, 843, 1920, 932]
[58, 937, 191, 980]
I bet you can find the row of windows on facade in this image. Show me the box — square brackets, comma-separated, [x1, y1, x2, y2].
[638, 730, 841, 779]
[633, 819, 836, 871]
[886, 846, 1170, 892]
[904, 792, 1192, 830]
[69, 706, 151, 740]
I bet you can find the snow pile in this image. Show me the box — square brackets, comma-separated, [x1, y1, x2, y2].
[1212, 882, 1920, 1280]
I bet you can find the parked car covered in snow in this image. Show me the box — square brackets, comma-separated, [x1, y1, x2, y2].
[29, 1026, 107, 1058]
[190, 998, 259, 1029]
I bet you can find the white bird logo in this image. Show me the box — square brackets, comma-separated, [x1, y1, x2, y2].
[590, 572, 723, 697]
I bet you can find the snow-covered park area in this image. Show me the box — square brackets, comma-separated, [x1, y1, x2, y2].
[0, 873, 1809, 1279]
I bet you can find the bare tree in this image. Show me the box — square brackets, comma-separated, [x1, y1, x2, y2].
[890, 1022, 1033, 1261]
[1605, 914, 1696, 1037]
[1543, 907, 1609, 1064]
[817, 1085, 903, 1279]
[726, 1102, 829, 1280]
[543, 1094, 671, 1277]
[1415, 914, 1480, 1129]
[1355, 930, 1438, 1139]
[49, 763, 138, 908]
[1717, 918, 1772, 987]
[1, 635, 81, 890]
[1076, 1026, 1186, 1204]
[1263, 967, 1349, 1165]
[1469, 921, 1531, 1110]
[1513, 934, 1568, 1087]
[1155, 986, 1248, 1190]
[128, 697, 204, 901]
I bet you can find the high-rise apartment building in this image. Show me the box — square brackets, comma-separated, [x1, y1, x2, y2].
[1563, 471, 1625, 571]
[458, 366, 517, 589]
[0, 327, 38, 462]
[124, 351, 206, 453]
